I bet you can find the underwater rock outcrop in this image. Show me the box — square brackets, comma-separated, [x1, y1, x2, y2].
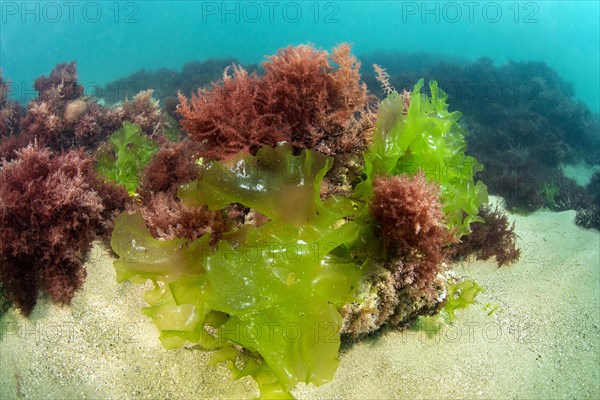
[1, 45, 522, 398]
[109, 45, 520, 398]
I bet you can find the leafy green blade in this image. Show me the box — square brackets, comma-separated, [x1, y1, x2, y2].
[96, 122, 158, 194]
[111, 144, 363, 397]
[357, 79, 489, 236]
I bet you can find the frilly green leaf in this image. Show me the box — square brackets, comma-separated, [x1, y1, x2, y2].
[444, 279, 484, 321]
[111, 144, 363, 398]
[96, 121, 158, 195]
[178, 142, 345, 230]
[356, 79, 489, 236]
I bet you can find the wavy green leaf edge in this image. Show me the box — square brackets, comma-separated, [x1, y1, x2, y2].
[444, 279, 484, 321]
[96, 121, 158, 195]
[356, 79, 489, 236]
[110, 79, 490, 398]
[111, 143, 363, 399]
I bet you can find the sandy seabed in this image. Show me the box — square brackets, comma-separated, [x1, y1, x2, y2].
[1, 200, 599, 399]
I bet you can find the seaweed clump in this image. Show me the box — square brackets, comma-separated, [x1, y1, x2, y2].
[109, 48, 520, 398]
[450, 204, 520, 267]
[95, 120, 231, 243]
[0, 145, 129, 315]
[0, 72, 26, 160]
[112, 143, 362, 398]
[0, 71, 25, 142]
[444, 279, 483, 321]
[371, 173, 455, 272]
[361, 54, 600, 223]
[100, 58, 241, 116]
[341, 78, 495, 338]
[177, 43, 375, 161]
[575, 171, 600, 230]
[340, 173, 453, 337]
[0, 63, 168, 317]
[136, 138, 225, 241]
[0, 62, 167, 161]
[96, 122, 159, 194]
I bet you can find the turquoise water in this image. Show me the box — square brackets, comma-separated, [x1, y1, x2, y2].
[1, 2, 600, 399]
[1, 0, 599, 113]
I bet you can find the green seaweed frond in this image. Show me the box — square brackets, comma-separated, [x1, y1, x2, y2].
[444, 279, 484, 321]
[111, 143, 363, 398]
[356, 79, 489, 236]
[96, 121, 158, 195]
[539, 180, 559, 207]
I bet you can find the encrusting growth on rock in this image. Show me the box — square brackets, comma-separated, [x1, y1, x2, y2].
[342, 172, 455, 337]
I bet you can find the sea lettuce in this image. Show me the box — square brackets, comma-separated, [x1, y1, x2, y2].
[178, 142, 345, 231]
[444, 279, 484, 321]
[110, 80, 491, 398]
[111, 143, 363, 398]
[356, 79, 488, 236]
[96, 121, 158, 194]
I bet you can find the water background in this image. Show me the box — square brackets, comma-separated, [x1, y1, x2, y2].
[1, 1, 599, 113]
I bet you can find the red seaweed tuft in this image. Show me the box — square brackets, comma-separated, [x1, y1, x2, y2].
[177, 44, 374, 160]
[371, 172, 455, 287]
[450, 204, 520, 267]
[0, 145, 129, 315]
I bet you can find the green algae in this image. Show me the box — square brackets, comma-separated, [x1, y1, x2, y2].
[111, 144, 363, 398]
[96, 122, 158, 195]
[109, 80, 494, 398]
[356, 79, 488, 236]
[444, 279, 484, 322]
